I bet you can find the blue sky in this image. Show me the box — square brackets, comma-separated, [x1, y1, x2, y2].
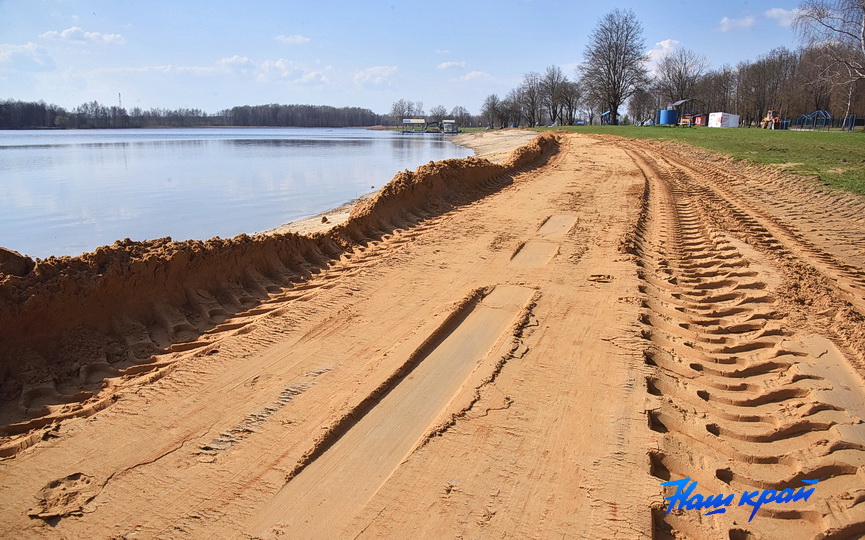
[1, 0, 803, 116]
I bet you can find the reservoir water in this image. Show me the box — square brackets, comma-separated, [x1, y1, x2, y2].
[0, 128, 473, 259]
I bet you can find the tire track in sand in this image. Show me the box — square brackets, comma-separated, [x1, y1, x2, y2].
[628, 148, 865, 540]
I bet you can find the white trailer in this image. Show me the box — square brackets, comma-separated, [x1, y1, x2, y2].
[708, 112, 740, 128]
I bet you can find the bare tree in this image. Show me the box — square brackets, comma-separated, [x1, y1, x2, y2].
[559, 80, 583, 125]
[795, 0, 865, 81]
[481, 94, 501, 128]
[450, 105, 471, 127]
[390, 99, 409, 121]
[580, 8, 649, 125]
[699, 65, 738, 113]
[502, 88, 524, 127]
[429, 105, 448, 124]
[627, 87, 657, 124]
[519, 72, 544, 127]
[734, 48, 799, 125]
[541, 65, 567, 125]
[656, 48, 709, 106]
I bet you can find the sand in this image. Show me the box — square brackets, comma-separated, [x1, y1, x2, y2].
[1, 130, 864, 538]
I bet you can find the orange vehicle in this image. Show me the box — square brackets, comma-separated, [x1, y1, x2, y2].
[760, 110, 780, 129]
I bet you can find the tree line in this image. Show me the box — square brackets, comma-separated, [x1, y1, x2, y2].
[0, 100, 387, 129]
[4, 1, 862, 131]
[481, 0, 864, 128]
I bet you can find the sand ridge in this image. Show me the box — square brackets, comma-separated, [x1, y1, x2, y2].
[0, 131, 863, 538]
[0, 132, 557, 449]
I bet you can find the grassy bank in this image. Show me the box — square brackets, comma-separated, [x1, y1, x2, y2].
[539, 125, 865, 196]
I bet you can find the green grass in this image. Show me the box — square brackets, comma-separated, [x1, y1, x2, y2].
[536, 125, 865, 196]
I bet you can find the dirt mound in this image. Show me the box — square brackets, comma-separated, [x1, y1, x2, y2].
[0, 248, 34, 277]
[0, 133, 558, 436]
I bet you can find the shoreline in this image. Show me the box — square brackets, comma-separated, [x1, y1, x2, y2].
[261, 129, 538, 237]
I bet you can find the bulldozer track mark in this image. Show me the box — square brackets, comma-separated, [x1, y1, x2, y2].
[627, 144, 865, 539]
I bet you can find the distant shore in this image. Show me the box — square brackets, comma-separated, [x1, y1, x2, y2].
[261, 129, 538, 236]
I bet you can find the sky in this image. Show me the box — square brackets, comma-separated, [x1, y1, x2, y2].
[0, 0, 805, 116]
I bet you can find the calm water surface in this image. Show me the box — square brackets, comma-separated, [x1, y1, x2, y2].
[0, 128, 473, 258]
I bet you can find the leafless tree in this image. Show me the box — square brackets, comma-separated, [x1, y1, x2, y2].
[627, 87, 657, 124]
[580, 8, 649, 125]
[698, 66, 738, 113]
[656, 48, 709, 106]
[558, 80, 583, 125]
[481, 94, 501, 128]
[795, 0, 865, 81]
[429, 105, 448, 124]
[792, 45, 836, 111]
[450, 105, 472, 126]
[519, 72, 544, 126]
[390, 99, 409, 121]
[541, 65, 567, 125]
[734, 48, 800, 125]
[502, 88, 524, 127]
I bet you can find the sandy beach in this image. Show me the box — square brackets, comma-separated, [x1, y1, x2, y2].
[1, 130, 864, 538]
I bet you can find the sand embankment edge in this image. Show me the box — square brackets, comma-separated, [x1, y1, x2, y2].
[0, 132, 557, 437]
[266, 129, 538, 236]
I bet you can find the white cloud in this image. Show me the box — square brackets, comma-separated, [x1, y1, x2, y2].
[0, 42, 54, 71]
[719, 15, 756, 32]
[258, 58, 303, 81]
[437, 61, 467, 70]
[295, 69, 331, 84]
[646, 39, 679, 61]
[353, 65, 397, 88]
[40, 26, 125, 44]
[275, 34, 311, 45]
[646, 39, 679, 75]
[109, 65, 173, 73]
[765, 8, 802, 27]
[458, 70, 490, 81]
[435, 49, 450, 54]
[256, 59, 331, 84]
[218, 55, 255, 73]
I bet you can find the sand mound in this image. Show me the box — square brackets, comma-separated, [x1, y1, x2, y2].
[0, 133, 558, 435]
[0, 248, 34, 277]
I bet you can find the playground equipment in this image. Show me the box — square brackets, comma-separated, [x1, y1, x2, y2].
[842, 114, 859, 132]
[793, 110, 831, 131]
[760, 110, 780, 129]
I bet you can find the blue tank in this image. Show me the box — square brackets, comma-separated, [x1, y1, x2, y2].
[658, 109, 678, 125]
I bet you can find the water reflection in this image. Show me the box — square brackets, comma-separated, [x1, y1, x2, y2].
[0, 128, 473, 258]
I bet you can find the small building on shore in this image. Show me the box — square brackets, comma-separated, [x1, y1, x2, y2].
[401, 118, 459, 134]
[401, 118, 426, 133]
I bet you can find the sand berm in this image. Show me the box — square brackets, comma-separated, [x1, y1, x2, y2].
[0, 131, 557, 436]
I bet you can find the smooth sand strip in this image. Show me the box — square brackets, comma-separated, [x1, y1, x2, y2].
[249, 285, 534, 538]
